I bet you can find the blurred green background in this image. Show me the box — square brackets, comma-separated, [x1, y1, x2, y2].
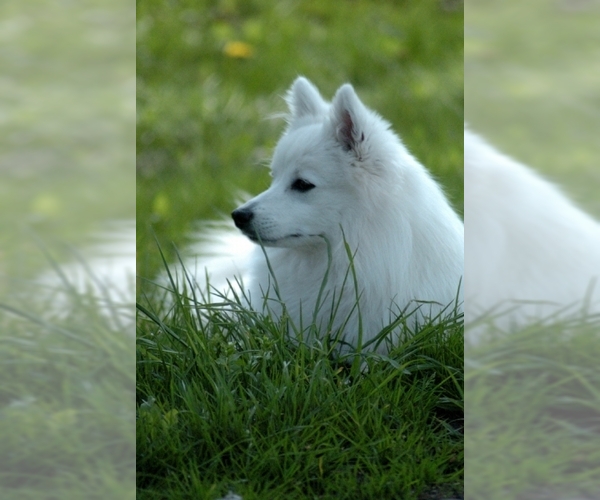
[0, 1, 135, 280]
[1, 1, 135, 497]
[137, 0, 464, 283]
[465, 0, 600, 216]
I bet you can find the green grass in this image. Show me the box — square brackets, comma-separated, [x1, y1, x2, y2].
[465, 316, 600, 499]
[137, 269, 464, 499]
[1, 0, 135, 497]
[136, 1, 464, 497]
[0, 291, 135, 499]
[0, 0, 135, 278]
[465, 0, 600, 216]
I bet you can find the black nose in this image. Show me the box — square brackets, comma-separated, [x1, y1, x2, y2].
[232, 208, 254, 229]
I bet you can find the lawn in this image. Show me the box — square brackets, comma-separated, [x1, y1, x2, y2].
[465, 0, 600, 216]
[137, 0, 464, 498]
[0, 1, 135, 498]
[137, 282, 464, 499]
[465, 318, 600, 499]
[465, 1, 600, 498]
[0, 297, 135, 500]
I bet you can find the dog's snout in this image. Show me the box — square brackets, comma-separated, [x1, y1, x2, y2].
[232, 208, 254, 229]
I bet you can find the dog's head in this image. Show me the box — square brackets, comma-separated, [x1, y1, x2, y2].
[232, 77, 398, 248]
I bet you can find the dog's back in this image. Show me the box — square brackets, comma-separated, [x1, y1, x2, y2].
[464, 129, 600, 337]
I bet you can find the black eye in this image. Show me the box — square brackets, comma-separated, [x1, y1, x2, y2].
[290, 178, 315, 192]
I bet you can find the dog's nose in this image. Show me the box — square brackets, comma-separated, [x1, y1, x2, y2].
[232, 208, 254, 229]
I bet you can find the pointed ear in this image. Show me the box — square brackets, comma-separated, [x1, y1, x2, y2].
[330, 84, 367, 152]
[285, 77, 328, 120]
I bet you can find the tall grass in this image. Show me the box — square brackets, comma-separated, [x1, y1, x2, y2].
[137, 258, 464, 499]
[0, 281, 135, 498]
[465, 314, 600, 499]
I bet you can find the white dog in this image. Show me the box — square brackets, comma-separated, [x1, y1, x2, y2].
[191, 78, 464, 353]
[464, 128, 600, 340]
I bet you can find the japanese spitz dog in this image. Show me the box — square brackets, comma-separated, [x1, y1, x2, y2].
[193, 77, 464, 353]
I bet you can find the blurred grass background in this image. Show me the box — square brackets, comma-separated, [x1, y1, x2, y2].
[1, 1, 135, 497]
[465, 0, 600, 216]
[137, 0, 464, 283]
[0, 1, 135, 278]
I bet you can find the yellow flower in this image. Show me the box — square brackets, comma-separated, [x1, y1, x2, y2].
[223, 41, 254, 59]
[152, 192, 169, 217]
[31, 193, 61, 217]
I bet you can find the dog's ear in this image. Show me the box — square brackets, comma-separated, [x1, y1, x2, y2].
[330, 84, 367, 153]
[286, 77, 328, 120]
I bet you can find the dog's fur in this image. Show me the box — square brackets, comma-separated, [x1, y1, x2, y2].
[196, 78, 464, 352]
[464, 128, 600, 339]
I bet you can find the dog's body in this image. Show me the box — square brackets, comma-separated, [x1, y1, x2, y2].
[196, 78, 463, 352]
[464, 128, 600, 339]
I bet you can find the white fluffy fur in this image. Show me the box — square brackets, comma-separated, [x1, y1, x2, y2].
[464, 128, 600, 339]
[193, 78, 464, 352]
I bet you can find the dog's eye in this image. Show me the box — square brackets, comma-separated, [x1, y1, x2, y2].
[290, 179, 315, 192]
